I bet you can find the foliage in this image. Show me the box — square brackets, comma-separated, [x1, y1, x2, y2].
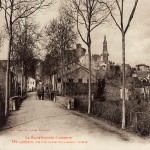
[12, 19, 40, 78]
[74, 95, 88, 113]
[42, 5, 77, 76]
[74, 95, 150, 136]
[106, 62, 121, 79]
[42, 53, 59, 77]
[94, 79, 106, 101]
[137, 112, 150, 136]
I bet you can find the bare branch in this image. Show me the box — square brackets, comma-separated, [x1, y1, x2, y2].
[12, 0, 54, 24]
[115, 0, 122, 16]
[76, 11, 88, 45]
[90, 11, 110, 31]
[124, 0, 138, 34]
[98, 0, 122, 31]
[73, 0, 89, 30]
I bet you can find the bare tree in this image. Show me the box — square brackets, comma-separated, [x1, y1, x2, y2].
[0, 0, 54, 116]
[68, 0, 110, 113]
[43, 6, 77, 94]
[99, 0, 139, 129]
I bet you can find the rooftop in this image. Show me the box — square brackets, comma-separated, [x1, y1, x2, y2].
[136, 64, 149, 68]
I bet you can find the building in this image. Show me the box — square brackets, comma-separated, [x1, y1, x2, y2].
[64, 44, 86, 64]
[27, 77, 36, 92]
[131, 64, 150, 100]
[56, 60, 106, 94]
[136, 64, 149, 72]
[132, 64, 150, 81]
[79, 35, 109, 70]
[120, 76, 150, 101]
[121, 64, 132, 77]
[51, 36, 109, 94]
[100, 35, 109, 64]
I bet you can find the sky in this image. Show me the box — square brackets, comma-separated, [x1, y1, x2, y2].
[0, 0, 150, 67]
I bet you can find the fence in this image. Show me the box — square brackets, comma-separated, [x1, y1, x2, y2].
[130, 111, 150, 136]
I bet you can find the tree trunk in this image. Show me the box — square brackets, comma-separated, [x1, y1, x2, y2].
[5, 0, 14, 117]
[21, 61, 23, 97]
[5, 35, 12, 116]
[88, 43, 92, 114]
[122, 33, 126, 129]
[61, 52, 64, 95]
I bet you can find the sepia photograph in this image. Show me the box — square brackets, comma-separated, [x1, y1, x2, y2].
[0, 0, 150, 150]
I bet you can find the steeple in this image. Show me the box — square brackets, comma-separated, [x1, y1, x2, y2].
[103, 35, 107, 53]
[102, 35, 109, 64]
[103, 35, 107, 44]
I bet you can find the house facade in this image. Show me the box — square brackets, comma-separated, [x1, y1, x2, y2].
[27, 77, 36, 92]
[136, 64, 149, 72]
[132, 64, 150, 82]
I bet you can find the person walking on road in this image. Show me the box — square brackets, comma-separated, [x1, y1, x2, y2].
[36, 81, 44, 100]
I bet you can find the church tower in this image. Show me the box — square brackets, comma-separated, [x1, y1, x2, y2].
[102, 35, 109, 64]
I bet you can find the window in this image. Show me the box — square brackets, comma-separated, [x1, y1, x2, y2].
[87, 79, 89, 83]
[69, 78, 74, 82]
[78, 79, 82, 83]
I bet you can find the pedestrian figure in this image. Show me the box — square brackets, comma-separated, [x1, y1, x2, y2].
[36, 81, 44, 100]
[42, 86, 44, 100]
